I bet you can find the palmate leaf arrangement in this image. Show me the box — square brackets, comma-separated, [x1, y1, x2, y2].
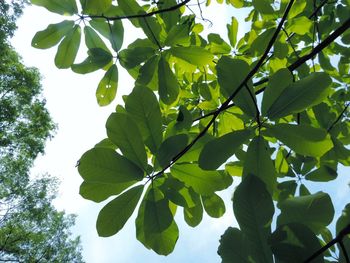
[31, 0, 350, 261]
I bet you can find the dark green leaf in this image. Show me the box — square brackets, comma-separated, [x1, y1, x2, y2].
[157, 134, 188, 168]
[184, 189, 203, 227]
[305, 165, 337, 182]
[81, 0, 112, 14]
[71, 48, 112, 74]
[158, 55, 179, 104]
[96, 64, 118, 106]
[84, 26, 109, 52]
[202, 193, 225, 218]
[31, 0, 77, 15]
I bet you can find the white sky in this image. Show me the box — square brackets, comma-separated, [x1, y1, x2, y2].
[11, 2, 350, 263]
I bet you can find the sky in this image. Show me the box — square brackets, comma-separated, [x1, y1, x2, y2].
[10, 2, 350, 263]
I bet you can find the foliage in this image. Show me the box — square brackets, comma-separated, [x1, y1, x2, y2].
[31, 0, 350, 261]
[0, 1, 83, 261]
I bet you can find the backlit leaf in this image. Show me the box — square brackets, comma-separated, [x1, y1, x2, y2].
[96, 64, 118, 106]
[157, 134, 188, 168]
[227, 16, 239, 48]
[55, 25, 81, 68]
[170, 46, 214, 67]
[202, 193, 225, 218]
[31, 0, 77, 15]
[158, 55, 179, 104]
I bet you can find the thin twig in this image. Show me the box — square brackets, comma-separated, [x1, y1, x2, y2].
[327, 102, 350, 132]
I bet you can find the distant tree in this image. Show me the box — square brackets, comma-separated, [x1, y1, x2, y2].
[0, 1, 84, 261]
[30, 0, 350, 262]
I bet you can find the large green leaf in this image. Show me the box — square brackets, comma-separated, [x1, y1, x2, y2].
[267, 124, 333, 157]
[136, 187, 178, 255]
[268, 223, 324, 263]
[96, 64, 118, 106]
[286, 16, 313, 35]
[336, 204, 350, 262]
[157, 0, 181, 32]
[156, 134, 188, 168]
[106, 113, 148, 170]
[96, 185, 143, 237]
[208, 33, 231, 54]
[119, 46, 155, 69]
[171, 163, 233, 195]
[252, 0, 274, 14]
[79, 180, 135, 203]
[31, 20, 74, 49]
[183, 192, 203, 227]
[198, 129, 251, 170]
[169, 46, 214, 67]
[71, 48, 113, 74]
[78, 148, 144, 184]
[125, 86, 162, 154]
[84, 26, 109, 52]
[81, 0, 112, 14]
[31, 0, 77, 15]
[202, 193, 225, 218]
[136, 55, 159, 88]
[164, 21, 191, 47]
[250, 28, 275, 56]
[243, 136, 277, 194]
[158, 56, 179, 104]
[277, 192, 335, 234]
[216, 56, 249, 98]
[265, 72, 332, 119]
[305, 165, 337, 182]
[54, 25, 81, 68]
[233, 175, 274, 263]
[218, 227, 250, 263]
[227, 16, 239, 48]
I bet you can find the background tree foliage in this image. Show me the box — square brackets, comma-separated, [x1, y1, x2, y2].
[31, 0, 350, 261]
[0, 1, 84, 261]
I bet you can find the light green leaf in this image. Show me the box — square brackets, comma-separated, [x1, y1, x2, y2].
[157, 0, 181, 31]
[84, 26, 109, 52]
[267, 124, 333, 157]
[288, 0, 307, 18]
[96, 64, 118, 106]
[31, 20, 74, 49]
[71, 48, 112, 74]
[96, 185, 143, 237]
[106, 113, 148, 170]
[157, 134, 188, 168]
[227, 16, 238, 48]
[233, 175, 274, 263]
[183, 189, 203, 227]
[81, 0, 112, 14]
[277, 192, 335, 234]
[286, 16, 313, 35]
[208, 33, 231, 54]
[199, 129, 251, 170]
[164, 22, 191, 47]
[170, 46, 214, 67]
[54, 25, 81, 68]
[202, 193, 225, 218]
[31, 0, 77, 15]
[78, 148, 144, 184]
[79, 180, 135, 203]
[243, 136, 277, 194]
[125, 86, 163, 154]
[158, 55, 179, 104]
[266, 72, 332, 119]
[228, 0, 244, 8]
[268, 223, 323, 263]
[171, 163, 233, 195]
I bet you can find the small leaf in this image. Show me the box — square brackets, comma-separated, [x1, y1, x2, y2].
[31, 0, 77, 15]
[78, 148, 144, 184]
[55, 25, 81, 69]
[202, 193, 225, 218]
[170, 46, 214, 67]
[305, 165, 337, 182]
[227, 16, 239, 48]
[277, 192, 335, 234]
[158, 55, 179, 104]
[184, 190, 203, 227]
[267, 124, 333, 157]
[96, 185, 143, 237]
[199, 129, 251, 170]
[96, 64, 118, 106]
[71, 48, 113, 74]
[171, 163, 232, 195]
[106, 113, 148, 170]
[157, 134, 188, 168]
[32, 20, 74, 49]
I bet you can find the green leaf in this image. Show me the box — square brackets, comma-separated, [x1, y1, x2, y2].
[305, 165, 337, 182]
[250, 28, 275, 56]
[106, 113, 148, 170]
[117, 0, 144, 27]
[54, 25, 81, 69]
[268, 223, 324, 263]
[164, 22, 191, 47]
[125, 86, 162, 154]
[157, 0, 181, 32]
[228, 0, 244, 8]
[252, 0, 274, 14]
[84, 26, 109, 52]
[233, 175, 274, 263]
[81, 0, 112, 14]
[218, 227, 250, 263]
[71, 48, 113, 74]
[174, 106, 192, 131]
[170, 46, 214, 67]
[78, 148, 144, 184]
[96, 185, 143, 237]
[216, 56, 249, 98]
[183, 190, 203, 227]
[96, 64, 118, 106]
[267, 124, 333, 157]
[234, 84, 258, 118]
[243, 136, 277, 194]
[156, 134, 188, 168]
[199, 129, 251, 170]
[31, 20, 74, 49]
[277, 192, 335, 234]
[79, 180, 135, 202]
[336, 204, 350, 262]
[136, 55, 159, 88]
[202, 193, 225, 218]
[158, 55, 179, 104]
[286, 16, 313, 35]
[171, 163, 233, 195]
[227, 16, 239, 48]
[208, 33, 231, 54]
[136, 187, 179, 255]
[288, 0, 307, 18]
[261, 68, 293, 116]
[31, 0, 77, 15]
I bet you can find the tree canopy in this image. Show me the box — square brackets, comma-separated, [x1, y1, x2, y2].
[30, 0, 350, 261]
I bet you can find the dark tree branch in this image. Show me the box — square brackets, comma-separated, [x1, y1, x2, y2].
[84, 0, 191, 21]
[150, 0, 296, 180]
[303, 224, 350, 263]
